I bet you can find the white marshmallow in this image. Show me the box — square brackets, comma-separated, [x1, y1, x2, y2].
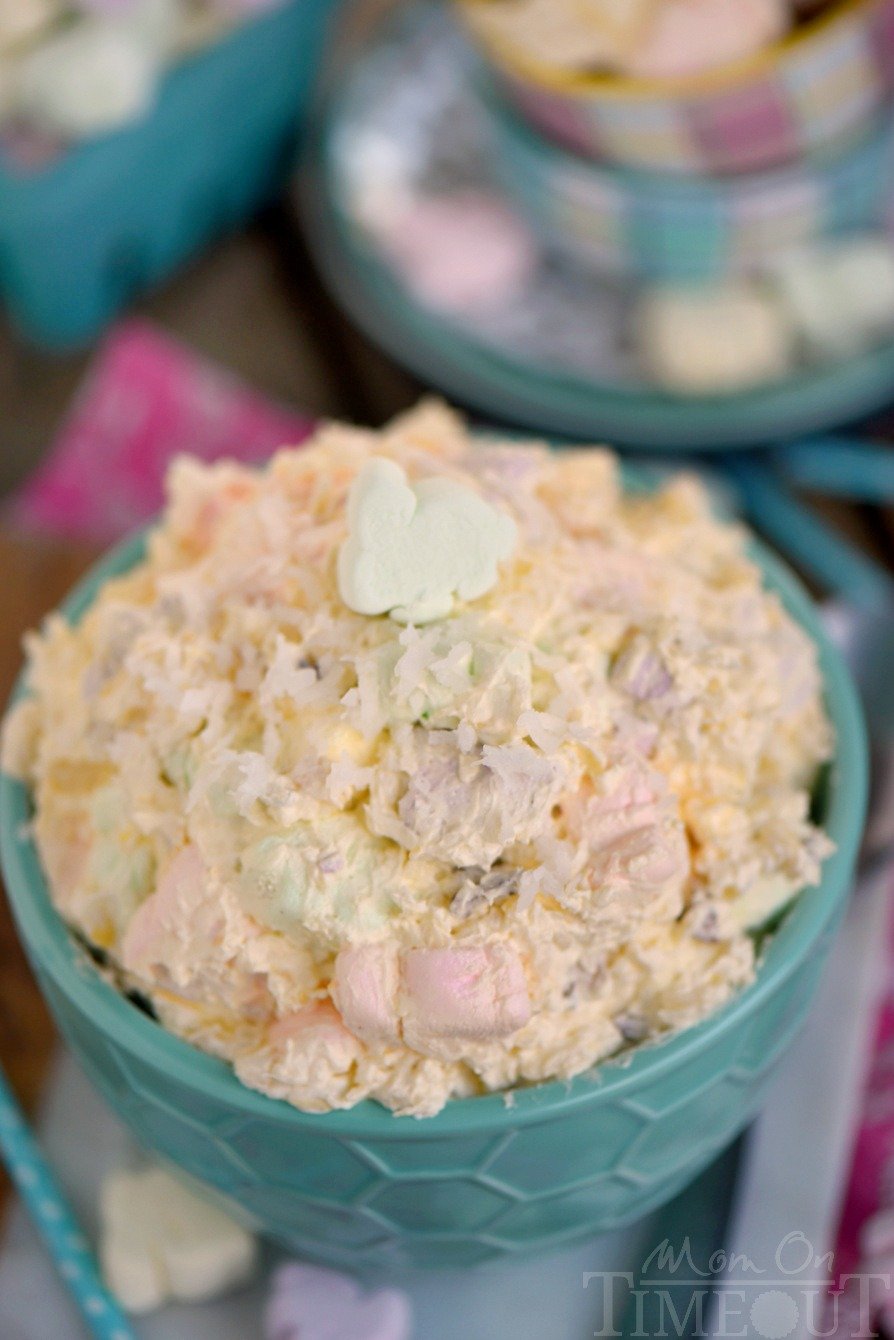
[99, 1167, 256, 1314]
[635, 281, 795, 395]
[773, 238, 894, 359]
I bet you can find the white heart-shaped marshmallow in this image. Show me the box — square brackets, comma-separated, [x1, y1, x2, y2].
[337, 457, 517, 624]
[99, 1166, 256, 1314]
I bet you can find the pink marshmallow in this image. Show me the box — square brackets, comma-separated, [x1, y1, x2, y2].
[629, 0, 786, 79]
[562, 770, 690, 904]
[331, 946, 401, 1045]
[381, 192, 537, 317]
[401, 945, 531, 1041]
[609, 823, 689, 888]
[270, 1002, 354, 1047]
[121, 844, 208, 971]
[561, 770, 660, 842]
[265, 1262, 411, 1340]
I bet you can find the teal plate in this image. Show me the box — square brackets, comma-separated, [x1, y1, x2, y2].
[300, 160, 894, 452]
[298, 12, 894, 453]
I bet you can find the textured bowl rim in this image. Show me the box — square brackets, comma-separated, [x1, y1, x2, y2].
[455, 0, 875, 100]
[0, 513, 867, 1138]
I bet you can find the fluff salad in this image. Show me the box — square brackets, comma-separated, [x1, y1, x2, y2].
[2, 402, 834, 1117]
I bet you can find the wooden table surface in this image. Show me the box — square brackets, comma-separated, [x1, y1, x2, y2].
[0, 203, 891, 1219]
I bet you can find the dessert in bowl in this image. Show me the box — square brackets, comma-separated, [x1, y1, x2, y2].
[456, 0, 894, 173]
[0, 404, 866, 1268]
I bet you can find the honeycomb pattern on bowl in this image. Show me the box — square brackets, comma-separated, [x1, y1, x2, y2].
[39, 947, 824, 1270]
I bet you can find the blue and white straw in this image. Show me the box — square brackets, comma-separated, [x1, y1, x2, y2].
[0, 1065, 136, 1340]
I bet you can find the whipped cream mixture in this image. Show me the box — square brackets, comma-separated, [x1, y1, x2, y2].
[3, 403, 834, 1116]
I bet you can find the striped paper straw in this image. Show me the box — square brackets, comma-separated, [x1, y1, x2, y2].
[0, 1065, 136, 1340]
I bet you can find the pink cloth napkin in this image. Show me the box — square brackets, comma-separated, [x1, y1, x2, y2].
[9, 319, 314, 545]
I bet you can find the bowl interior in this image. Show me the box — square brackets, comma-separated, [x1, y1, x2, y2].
[0, 508, 867, 1137]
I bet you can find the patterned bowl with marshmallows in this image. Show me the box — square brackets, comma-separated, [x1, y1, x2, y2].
[486, 87, 894, 281]
[456, 0, 894, 174]
[0, 498, 866, 1271]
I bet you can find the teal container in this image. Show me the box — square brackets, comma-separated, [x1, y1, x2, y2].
[0, 0, 337, 350]
[304, 150, 894, 450]
[0, 525, 867, 1270]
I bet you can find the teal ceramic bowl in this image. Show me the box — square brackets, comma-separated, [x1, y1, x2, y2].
[302, 154, 894, 450]
[0, 525, 867, 1271]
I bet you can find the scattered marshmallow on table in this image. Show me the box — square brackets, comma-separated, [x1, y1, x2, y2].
[634, 281, 794, 395]
[771, 238, 894, 360]
[265, 1262, 412, 1340]
[99, 1166, 256, 1313]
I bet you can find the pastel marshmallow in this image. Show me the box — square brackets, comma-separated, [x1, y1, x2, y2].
[773, 238, 894, 359]
[337, 456, 517, 624]
[121, 844, 208, 973]
[331, 945, 401, 1045]
[381, 193, 537, 317]
[100, 1167, 256, 1314]
[629, 0, 786, 78]
[635, 282, 794, 395]
[563, 770, 690, 915]
[265, 1262, 412, 1340]
[466, 0, 658, 72]
[401, 945, 531, 1042]
[73, 0, 182, 59]
[268, 1002, 361, 1063]
[235, 1003, 363, 1114]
